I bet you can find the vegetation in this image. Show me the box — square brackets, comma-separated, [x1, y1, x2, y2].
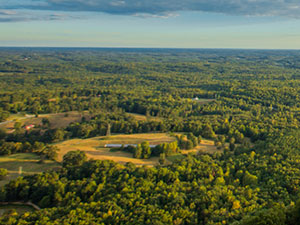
[1, 48, 300, 224]
[0, 153, 60, 186]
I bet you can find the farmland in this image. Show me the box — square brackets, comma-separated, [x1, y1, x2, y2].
[0, 153, 60, 186]
[54, 133, 218, 166]
[0, 111, 91, 133]
[55, 133, 176, 166]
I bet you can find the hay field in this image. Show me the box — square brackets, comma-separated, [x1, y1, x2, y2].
[126, 113, 162, 122]
[55, 133, 176, 166]
[0, 153, 60, 186]
[181, 139, 220, 155]
[0, 111, 90, 133]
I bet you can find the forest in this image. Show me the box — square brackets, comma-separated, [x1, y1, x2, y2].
[0, 48, 300, 224]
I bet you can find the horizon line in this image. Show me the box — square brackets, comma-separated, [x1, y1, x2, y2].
[0, 46, 300, 51]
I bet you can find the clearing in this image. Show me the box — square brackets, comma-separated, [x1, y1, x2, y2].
[181, 139, 221, 155]
[0, 111, 90, 133]
[55, 133, 220, 166]
[0, 153, 61, 186]
[55, 133, 176, 166]
[0, 111, 158, 134]
[126, 113, 162, 122]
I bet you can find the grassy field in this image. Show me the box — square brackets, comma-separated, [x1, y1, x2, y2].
[191, 98, 215, 104]
[0, 111, 90, 133]
[0, 111, 158, 134]
[126, 113, 162, 122]
[55, 133, 176, 166]
[0, 153, 61, 186]
[0, 204, 35, 216]
[54, 133, 220, 167]
[181, 139, 220, 155]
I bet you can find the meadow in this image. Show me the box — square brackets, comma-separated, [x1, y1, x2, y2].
[54, 133, 218, 166]
[0, 153, 60, 186]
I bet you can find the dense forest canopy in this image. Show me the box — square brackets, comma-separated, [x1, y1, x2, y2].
[1, 48, 300, 224]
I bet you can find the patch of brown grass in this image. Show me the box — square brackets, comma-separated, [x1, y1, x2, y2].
[126, 113, 162, 122]
[0, 153, 60, 186]
[0, 111, 91, 133]
[181, 139, 221, 155]
[55, 133, 176, 166]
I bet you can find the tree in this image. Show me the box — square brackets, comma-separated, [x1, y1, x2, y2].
[186, 140, 194, 150]
[141, 141, 151, 159]
[159, 153, 166, 165]
[0, 168, 7, 180]
[134, 144, 142, 159]
[14, 122, 22, 131]
[62, 150, 87, 168]
[0, 129, 6, 140]
[43, 146, 59, 160]
[42, 118, 50, 128]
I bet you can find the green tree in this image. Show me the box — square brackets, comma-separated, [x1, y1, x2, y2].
[62, 150, 87, 168]
[134, 144, 143, 159]
[159, 153, 166, 165]
[0, 168, 8, 180]
[141, 141, 151, 159]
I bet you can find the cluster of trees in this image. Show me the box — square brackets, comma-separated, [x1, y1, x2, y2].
[0, 140, 58, 160]
[0, 168, 7, 180]
[132, 141, 179, 159]
[177, 133, 201, 150]
[2, 128, 300, 224]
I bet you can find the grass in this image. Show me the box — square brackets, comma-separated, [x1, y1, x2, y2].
[55, 133, 176, 167]
[0, 111, 90, 133]
[126, 113, 162, 122]
[0, 153, 61, 186]
[0, 111, 159, 133]
[167, 154, 186, 163]
[180, 139, 220, 155]
[0, 205, 34, 216]
[54, 133, 221, 167]
[191, 98, 215, 104]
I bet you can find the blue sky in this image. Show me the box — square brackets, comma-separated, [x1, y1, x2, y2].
[0, 0, 300, 49]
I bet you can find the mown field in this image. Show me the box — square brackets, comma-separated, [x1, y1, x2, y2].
[0, 153, 60, 186]
[0, 111, 91, 133]
[55, 133, 176, 166]
[54, 133, 218, 166]
[0, 111, 160, 134]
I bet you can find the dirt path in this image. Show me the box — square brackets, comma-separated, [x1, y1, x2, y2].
[0, 201, 40, 210]
[0, 114, 35, 126]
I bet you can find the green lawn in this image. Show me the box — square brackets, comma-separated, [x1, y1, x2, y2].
[0, 153, 61, 186]
[167, 154, 186, 163]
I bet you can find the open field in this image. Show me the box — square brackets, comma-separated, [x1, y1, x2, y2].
[126, 113, 162, 122]
[0, 153, 61, 186]
[181, 139, 220, 155]
[0, 111, 159, 134]
[0, 111, 90, 133]
[192, 98, 215, 104]
[55, 133, 220, 166]
[55, 133, 176, 166]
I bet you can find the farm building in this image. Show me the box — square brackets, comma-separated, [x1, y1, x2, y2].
[25, 124, 35, 130]
[104, 144, 157, 148]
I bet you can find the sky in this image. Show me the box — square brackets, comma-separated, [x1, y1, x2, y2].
[0, 0, 300, 49]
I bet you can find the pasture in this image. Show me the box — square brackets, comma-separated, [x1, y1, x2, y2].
[0, 153, 60, 186]
[0, 111, 90, 133]
[55, 133, 176, 166]
[55, 133, 220, 166]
